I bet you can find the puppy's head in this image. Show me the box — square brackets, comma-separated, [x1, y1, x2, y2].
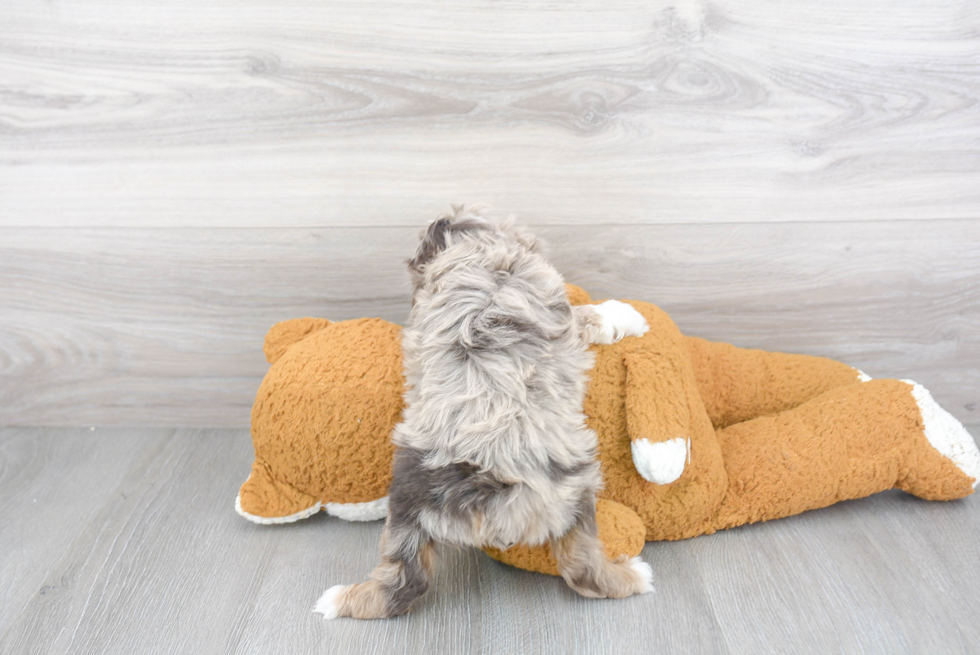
[408, 207, 484, 282]
[407, 205, 542, 293]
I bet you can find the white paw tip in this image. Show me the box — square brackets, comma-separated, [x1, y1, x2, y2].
[906, 381, 980, 486]
[234, 495, 322, 525]
[629, 557, 655, 595]
[631, 437, 689, 485]
[323, 496, 389, 521]
[856, 369, 872, 382]
[313, 585, 349, 619]
[594, 300, 649, 344]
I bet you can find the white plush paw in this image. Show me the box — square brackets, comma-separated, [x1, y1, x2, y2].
[592, 300, 649, 345]
[906, 381, 980, 486]
[234, 495, 322, 525]
[629, 557, 655, 595]
[313, 584, 349, 619]
[631, 437, 689, 485]
[323, 496, 389, 521]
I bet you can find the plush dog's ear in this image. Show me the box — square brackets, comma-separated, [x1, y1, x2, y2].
[263, 318, 332, 364]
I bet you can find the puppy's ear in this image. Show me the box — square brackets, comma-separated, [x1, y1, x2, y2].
[407, 217, 452, 280]
[407, 211, 492, 282]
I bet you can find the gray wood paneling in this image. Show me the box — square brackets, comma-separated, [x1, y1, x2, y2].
[1, 0, 978, 427]
[1, 428, 979, 654]
[1, 0, 978, 227]
[2, 221, 977, 426]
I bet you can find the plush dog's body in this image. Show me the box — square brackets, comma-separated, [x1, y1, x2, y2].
[317, 208, 652, 619]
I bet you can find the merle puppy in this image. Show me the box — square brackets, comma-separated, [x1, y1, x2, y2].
[316, 207, 653, 619]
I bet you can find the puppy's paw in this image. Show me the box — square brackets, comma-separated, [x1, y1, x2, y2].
[313, 584, 350, 619]
[593, 300, 649, 345]
[631, 437, 689, 485]
[629, 557, 655, 595]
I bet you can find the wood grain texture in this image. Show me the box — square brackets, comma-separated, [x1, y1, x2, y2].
[1, 427, 979, 654]
[0, 428, 169, 638]
[1, 221, 977, 427]
[690, 491, 980, 653]
[1, 0, 978, 226]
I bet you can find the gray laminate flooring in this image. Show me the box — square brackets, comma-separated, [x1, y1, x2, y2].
[1, 427, 978, 655]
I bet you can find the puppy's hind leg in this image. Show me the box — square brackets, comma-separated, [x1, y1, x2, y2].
[552, 497, 654, 599]
[315, 517, 435, 620]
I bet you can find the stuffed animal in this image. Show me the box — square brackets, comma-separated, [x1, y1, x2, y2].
[236, 285, 980, 576]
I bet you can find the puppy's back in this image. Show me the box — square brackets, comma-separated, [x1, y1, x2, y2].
[396, 210, 596, 480]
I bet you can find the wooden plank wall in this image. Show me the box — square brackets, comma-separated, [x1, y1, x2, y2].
[1, 0, 978, 427]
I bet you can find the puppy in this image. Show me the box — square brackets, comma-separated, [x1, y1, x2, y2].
[315, 207, 653, 619]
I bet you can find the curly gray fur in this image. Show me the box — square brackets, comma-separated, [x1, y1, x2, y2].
[397, 207, 602, 548]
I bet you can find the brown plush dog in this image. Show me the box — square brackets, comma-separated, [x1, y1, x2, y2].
[237, 285, 979, 575]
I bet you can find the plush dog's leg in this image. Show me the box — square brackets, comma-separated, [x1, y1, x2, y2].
[574, 300, 649, 345]
[683, 335, 865, 429]
[315, 516, 435, 620]
[551, 496, 653, 599]
[699, 379, 978, 538]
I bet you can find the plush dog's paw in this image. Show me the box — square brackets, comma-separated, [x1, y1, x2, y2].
[906, 381, 980, 486]
[631, 437, 689, 484]
[593, 300, 649, 345]
[313, 585, 350, 619]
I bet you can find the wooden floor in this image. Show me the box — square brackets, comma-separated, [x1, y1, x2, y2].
[2, 427, 979, 655]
